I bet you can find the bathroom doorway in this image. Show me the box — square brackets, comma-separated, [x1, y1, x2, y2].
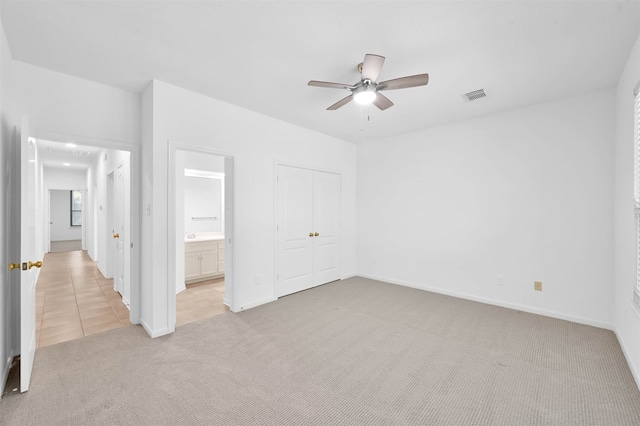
[169, 147, 235, 329]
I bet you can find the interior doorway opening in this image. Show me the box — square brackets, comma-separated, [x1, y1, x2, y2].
[34, 138, 137, 349]
[169, 146, 235, 329]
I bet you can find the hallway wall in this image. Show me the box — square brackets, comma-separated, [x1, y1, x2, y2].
[0, 18, 16, 395]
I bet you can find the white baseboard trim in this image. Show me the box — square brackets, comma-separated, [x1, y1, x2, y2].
[357, 273, 614, 331]
[341, 273, 357, 280]
[139, 320, 173, 338]
[614, 328, 640, 392]
[236, 296, 278, 312]
[176, 284, 186, 294]
[97, 264, 111, 280]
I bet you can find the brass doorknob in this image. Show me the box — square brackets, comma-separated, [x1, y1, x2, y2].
[28, 261, 42, 269]
[309, 233, 314, 237]
[8, 263, 20, 271]
[314, 232, 319, 237]
[113, 233, 120, 239]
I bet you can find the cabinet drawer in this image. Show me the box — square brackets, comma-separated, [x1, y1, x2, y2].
[185, 240, 216, 253]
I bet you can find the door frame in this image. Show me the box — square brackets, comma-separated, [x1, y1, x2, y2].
[167, 142, 236, 329]
[31, 130, 141, 325]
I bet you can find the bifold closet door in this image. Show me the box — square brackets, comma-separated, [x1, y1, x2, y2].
[276, 165, 340, 297]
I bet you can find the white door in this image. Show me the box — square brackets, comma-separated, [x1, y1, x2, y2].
[276, 165, 340, 297]
[12, 116, 40, 392]
[276, 165, 314, 297]
[114, 164, 125, 301]
[312, 171, 341, 286]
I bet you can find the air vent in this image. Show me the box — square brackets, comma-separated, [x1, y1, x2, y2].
[464, 89, 486, 101]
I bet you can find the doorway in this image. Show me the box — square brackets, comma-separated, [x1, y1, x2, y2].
[47, 189, 83, 252]
[168, 146, 235, 329]
[33, 139, 138, 348]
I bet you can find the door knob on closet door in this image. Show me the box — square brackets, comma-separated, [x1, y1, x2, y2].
[314, 232, 319, 237]
[309, 232, 314, 237]
[28, 261, 42, 269]
[8, 263, 20, 271]
[113, 233, 120, 239]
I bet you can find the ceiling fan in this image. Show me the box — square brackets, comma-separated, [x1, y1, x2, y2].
[308, 54, 429, 111]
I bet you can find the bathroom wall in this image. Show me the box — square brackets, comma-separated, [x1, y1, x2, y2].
[184, 176, 223, 234]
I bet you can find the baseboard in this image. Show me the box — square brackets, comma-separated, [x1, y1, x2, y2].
[236, 296, 278, 312]
[176, 284, 186, 294]
[614, 327, 640, 392]
[341, 273, 357, 280]
[357, 273, 614, 331]
[97, 264, 111, 280]
[139, 320, 173, 338]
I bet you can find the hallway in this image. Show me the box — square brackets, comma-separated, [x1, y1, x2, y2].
[35, 250, 130, 348]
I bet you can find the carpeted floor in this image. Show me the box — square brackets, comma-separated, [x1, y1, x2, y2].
[1, 277, 640, 425]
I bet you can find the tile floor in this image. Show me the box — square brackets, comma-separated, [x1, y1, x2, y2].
[176, 278, 229, 327]
[35, 250, 228, 348]
[36, 250, 131, 348]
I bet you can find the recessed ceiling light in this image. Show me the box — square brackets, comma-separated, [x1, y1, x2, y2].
[65, 143, 77, 148]
[63, 163, 71, 166]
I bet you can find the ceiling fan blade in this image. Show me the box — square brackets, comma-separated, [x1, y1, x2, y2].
[327, 95, 353, 110]
[308, 80, 355, 90]
[377, 73, 429, 91]
[373, 93, 394, 111]
[361, 54, 385, 82]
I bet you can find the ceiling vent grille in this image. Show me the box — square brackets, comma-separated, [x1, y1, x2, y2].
[464, 89, 486, 101]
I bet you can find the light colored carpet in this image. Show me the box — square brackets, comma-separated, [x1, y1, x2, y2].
[49, 240, 82, 252]
[1, 277, 640, 425]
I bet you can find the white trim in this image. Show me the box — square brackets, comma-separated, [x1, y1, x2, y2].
[357, 273, 614, 331]
[237, 296, 278, 311]
[634, 80, 640, 97]
[616, 327, 640, 392]
[140, 320, 172, 339]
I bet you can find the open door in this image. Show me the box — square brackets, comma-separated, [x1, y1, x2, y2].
[114, 164, 125, 302]
[9, 115, 41, 392]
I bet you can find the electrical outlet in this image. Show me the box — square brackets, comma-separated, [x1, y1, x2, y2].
[497, 274, 505, 286]
[534, 281, 542, 291]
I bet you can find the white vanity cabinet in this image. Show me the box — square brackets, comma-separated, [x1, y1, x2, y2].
[185, 239, 225, 284]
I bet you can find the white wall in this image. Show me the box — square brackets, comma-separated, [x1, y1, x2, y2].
[49, 189, 82, 241]
[140, 79, 357, 337]
[0, 19, 16, 396]
[12, 61, 140, 145]
[184, 177, 223, 234]
[613, 32, 640, 388]
[358, 89, 615, 329]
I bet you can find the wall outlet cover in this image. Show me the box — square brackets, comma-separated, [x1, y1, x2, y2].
[534, 281, 542, 291]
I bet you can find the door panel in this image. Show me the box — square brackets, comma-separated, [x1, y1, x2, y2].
[114, 164, 125, 301]
[313, 171, 340, 286]
[19, 116, 38, 392]
[276, 165, 314, 297]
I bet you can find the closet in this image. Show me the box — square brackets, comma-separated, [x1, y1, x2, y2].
[276, 165, 340, 297]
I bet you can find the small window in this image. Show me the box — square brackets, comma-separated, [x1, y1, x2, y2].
[70, 190, 82, 226]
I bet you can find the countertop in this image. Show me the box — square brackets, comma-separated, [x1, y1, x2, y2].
[184, 232, 224, 242]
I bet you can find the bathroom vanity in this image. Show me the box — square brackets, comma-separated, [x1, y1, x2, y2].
[184, 233, 225, 284]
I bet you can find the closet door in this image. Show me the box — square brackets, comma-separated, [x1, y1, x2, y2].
[276, 165, 314, 297]
[312, 171, 340, 286]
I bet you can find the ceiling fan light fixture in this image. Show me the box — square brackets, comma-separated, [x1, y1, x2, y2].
[353, 85, 377, 105]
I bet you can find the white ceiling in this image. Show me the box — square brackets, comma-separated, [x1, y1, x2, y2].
[38, 139, 100, 170]
[2, 1, 639, 143]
